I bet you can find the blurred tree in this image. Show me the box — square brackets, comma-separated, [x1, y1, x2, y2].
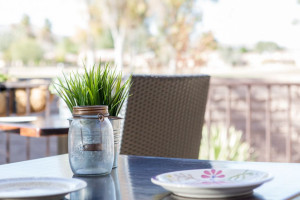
[96, 30, 114, 49]
[148, 0, 201, 72]
[40, 18, 54, 43]
[0, 32, 14, 52]
[20, 14, 35, 38]
[254, 41, 283, 53]
[73, 28, 88, 48]
[7, 38, 43, 65]
[84, 0, 103, 53]
[239, 46, 249, 53]
[2, 14, 45, 65]
[197, 32, 217, 51]
[85, 0, 148, 70]
[0, 15, 58, 66]
[218, 46, 247, 66]
[39, 19, 56, 64]
[55, 37, 79, 63]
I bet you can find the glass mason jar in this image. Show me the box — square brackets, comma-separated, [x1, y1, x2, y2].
[68, 106, 114, 176]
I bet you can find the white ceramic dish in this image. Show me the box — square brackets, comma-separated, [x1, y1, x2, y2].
[151, 168, 273, 198]
[0, 177, 87, 200]
[0, 116, 37, 123]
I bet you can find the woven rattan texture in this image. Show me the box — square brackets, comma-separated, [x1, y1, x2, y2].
[121, 75, 210, 159]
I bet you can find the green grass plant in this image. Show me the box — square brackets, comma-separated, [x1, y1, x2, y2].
[0, 73, 9, 82]
[54, 62, 131, 116]
[199, 124, 254, 161]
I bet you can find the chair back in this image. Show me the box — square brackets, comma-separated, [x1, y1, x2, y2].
[121, 75, 210, 159]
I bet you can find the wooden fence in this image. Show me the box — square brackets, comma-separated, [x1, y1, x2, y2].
[206, 78, 300, 162]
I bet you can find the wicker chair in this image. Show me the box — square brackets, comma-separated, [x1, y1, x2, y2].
[120, 75, 210, 159]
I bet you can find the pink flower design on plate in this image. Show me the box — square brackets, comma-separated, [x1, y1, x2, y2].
[201, 169, 225, 180]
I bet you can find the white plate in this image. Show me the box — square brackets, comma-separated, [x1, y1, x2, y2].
[0, 177, 87, 200]
[0, 116, 37, 123]
[151, 168, 273, 198]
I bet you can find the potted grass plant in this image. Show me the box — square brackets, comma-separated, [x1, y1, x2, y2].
[55, 63, 131, 117]
[54, 62, 131, 171]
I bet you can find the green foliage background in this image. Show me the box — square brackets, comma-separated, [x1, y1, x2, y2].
[199, 124, 254, 161]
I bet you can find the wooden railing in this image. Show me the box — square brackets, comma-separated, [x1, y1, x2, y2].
[205, 78, 300, 162]
[0, 80, 53, 164]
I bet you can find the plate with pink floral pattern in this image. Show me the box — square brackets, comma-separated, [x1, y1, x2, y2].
[151, 168, 273, 198]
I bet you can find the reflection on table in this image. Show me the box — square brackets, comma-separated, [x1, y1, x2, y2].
[0, 154, 299, 199]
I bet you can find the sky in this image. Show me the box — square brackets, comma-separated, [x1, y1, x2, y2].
[199, 0, 300, 49]
[0, 0, 87, 36]
[1, 0, 300, 49]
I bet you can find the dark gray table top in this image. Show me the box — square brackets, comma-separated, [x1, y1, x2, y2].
[0, 115, 69, 137]
[0, 154, 299, 200]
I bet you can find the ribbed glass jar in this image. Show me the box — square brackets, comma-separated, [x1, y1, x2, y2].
[68, 106, 114, 176]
